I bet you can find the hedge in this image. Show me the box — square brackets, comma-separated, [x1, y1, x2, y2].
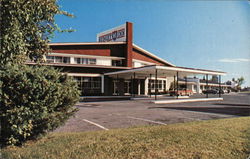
[0, 64, 80, 146]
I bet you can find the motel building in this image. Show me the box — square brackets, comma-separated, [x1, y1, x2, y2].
[28, 22, 230, 102]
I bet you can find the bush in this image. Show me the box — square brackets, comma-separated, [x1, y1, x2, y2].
[0, 64, 80, 146]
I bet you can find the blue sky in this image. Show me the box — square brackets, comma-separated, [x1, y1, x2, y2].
[52, 0, 250, 87]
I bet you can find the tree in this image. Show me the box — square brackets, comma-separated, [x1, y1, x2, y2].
[0, 0, 79, 146]
[0, 0, 73, 65]
[0, 65, 80, 146]
[211, 75, 218, 83]
[236, 76, 245, 90]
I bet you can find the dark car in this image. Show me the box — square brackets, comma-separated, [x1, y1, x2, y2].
[202, 89, 218, 94]
[216, 89, 224, 94]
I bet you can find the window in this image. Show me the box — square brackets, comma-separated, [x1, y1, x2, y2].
[112, 60, 123, 66]
[46, 56, 54, 63]
[148, 80, 166, 90]
[55, 56, 63, 63]
[46, 56, 70, 64]
[74, 77, 101, 89]
[89, 59, 96, 65]
[63, 57, 70, 63]
[74, 58, 96, 65]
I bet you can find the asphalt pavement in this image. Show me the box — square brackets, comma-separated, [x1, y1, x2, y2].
[55, 93, 250, 132]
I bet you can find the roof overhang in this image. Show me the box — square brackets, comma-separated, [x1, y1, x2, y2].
[26, 62, 130, 70]
[48, 52, 125, 60]
[49, 42, 126, 46]
[104, 65, 226, 78]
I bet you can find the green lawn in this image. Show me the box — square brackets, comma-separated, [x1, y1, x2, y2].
[2, 117, 250, 159]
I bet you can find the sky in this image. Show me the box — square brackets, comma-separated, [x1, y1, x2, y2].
[52, 0, 250, 87]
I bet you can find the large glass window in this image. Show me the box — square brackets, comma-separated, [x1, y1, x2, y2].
[89, 59, 96, 65]
[74, 58, 96, 65]
[112, 60, 123, 66]
[46, 56, 54, 63]
[73, 77, 101, 95]
[55, 56, 63, 63]
[148, 79, 166, 90]
[46, 56, 70, 64]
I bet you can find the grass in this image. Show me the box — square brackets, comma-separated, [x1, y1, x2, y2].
[2, 117, 250, 159]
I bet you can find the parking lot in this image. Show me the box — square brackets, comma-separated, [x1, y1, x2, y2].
[55, 93, 250, 132]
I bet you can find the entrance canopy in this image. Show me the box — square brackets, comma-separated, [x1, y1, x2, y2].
[104, 65, 226, 78]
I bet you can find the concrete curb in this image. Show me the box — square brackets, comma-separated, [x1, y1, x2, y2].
[152, 98, 223, 104]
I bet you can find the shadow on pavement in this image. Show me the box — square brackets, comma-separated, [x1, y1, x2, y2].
[213, 103, 250, 107]
[149, 106, 250, 116]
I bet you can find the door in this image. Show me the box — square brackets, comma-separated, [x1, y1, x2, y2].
[113, 80, 119, 95]
[124, 80, 131, 95]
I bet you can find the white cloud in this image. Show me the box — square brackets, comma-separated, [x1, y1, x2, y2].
[218, 58, 250, 63]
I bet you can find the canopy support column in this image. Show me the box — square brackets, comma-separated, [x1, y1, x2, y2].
[219, 75, 221, 97]
[133, 72, 136, 98]
[149, 74, 152, 98]
[185, 76, 187, 95]
[176, 71, 179, 99]
[101, 75, 104, 94]
[173, 75, 176, 95]
[116, 74, 119, 96]
[131, 75, 133, 98]
[155, 69, 158, 100]
[206, 74, 208, 98]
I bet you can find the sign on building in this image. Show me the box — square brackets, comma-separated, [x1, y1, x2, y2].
[97, 24, 126, 42]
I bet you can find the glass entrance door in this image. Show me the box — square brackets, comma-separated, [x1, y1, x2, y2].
[124, 80, 131, 95]
[113, 80, 119, 95]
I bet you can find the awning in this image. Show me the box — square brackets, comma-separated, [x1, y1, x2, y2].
[104, 65, 226, 78]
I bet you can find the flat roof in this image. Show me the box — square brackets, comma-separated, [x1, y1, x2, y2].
[26, 62, 130, 70]
[49, 41, 126, 46]
[105, 65, 226, 78]
[49, 42, 225, 76]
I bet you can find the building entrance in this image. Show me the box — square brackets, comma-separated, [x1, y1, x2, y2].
[124, 80, 131, 95]
[113, 80, 119, 95]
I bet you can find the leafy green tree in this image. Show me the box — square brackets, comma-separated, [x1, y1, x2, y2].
[0, 65, 79, 146]
[236, 77, 245, 90]
[0, 0, 79, 146]
[0, 0, 73, 65]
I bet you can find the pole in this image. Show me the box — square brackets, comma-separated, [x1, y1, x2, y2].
[173, 75, 176, 94]
[185, 76, 187, 95]
[176, 72, 179, 99]
[219, 75, 221, 97]
[133, 72, 136, 98]
[206, 74, 208, 98]
[131, 76, 133, 98]
[101, 75, 105, 94]
[149, 74, 152, 98]
[155, 69, 157, 100]
[116, 74, 119, 96]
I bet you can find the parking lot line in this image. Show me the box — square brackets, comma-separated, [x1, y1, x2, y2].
[82, 119, 109, 130]
[127, 116, 167, 125]
[167, 109, 237, 118]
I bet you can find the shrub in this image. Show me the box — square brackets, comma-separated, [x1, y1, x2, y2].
[0, 64, 80, 146]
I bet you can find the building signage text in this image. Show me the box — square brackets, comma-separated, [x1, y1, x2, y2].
[97, 24, 126, 42]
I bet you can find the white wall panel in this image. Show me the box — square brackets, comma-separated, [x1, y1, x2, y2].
[96, 58, 111, 66]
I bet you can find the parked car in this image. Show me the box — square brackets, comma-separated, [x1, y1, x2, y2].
[169, 89, 193, 96]
[202, 89, 218, 94]
[216, 89, 224, 94]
